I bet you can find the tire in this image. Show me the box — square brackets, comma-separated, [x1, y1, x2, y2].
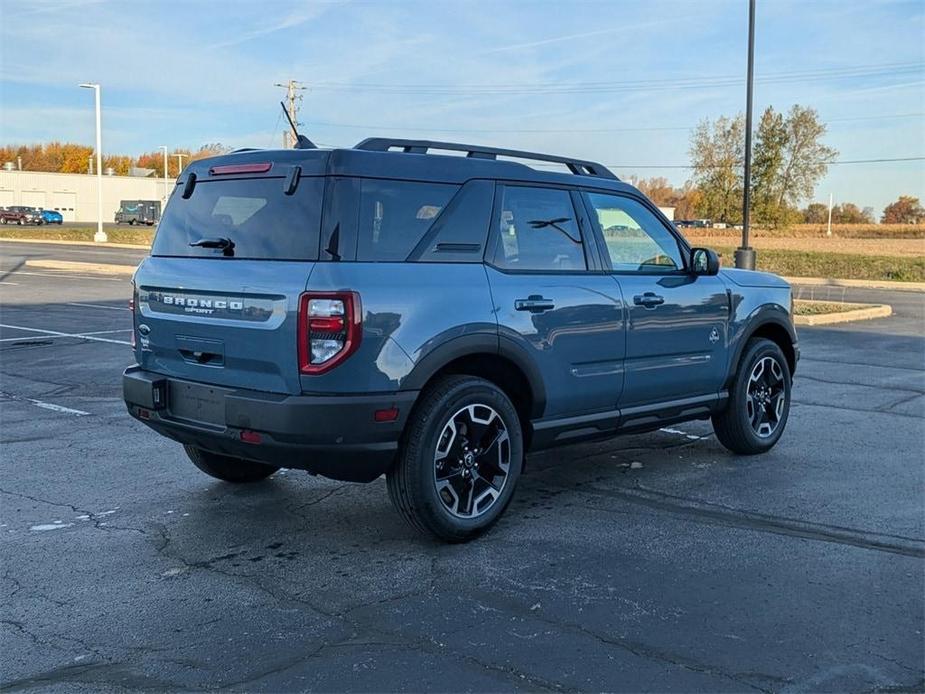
[0, 218, 6, 225]
[129, 219, 135, 226]
[387, 375, 524, 542]
[18, 218, 24, 225]
[183, 445, 279, 483]
[712, 338, 792, 455]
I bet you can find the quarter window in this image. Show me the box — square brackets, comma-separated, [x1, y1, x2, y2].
[493, 186, 586, 271]
[585, 193, 684, 272]
[356, 180, 458, 261]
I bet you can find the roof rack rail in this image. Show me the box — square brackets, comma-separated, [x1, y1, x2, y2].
[354, 138, 618, 180]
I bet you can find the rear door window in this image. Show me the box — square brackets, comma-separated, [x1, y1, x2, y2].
[491, 185, 587, 271]
[152, 177, 323, 260]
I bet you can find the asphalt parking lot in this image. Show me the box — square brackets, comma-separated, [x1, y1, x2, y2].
[1, 239, 923, 693]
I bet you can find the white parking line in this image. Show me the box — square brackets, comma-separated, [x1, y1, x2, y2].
[0, 323, 131, 345]
[659, 427, 703, 440]
[66, 302, 131, 312]
[5, 271, 124, 282]
[0, 391, 90, 416]
[0, 281, 19, 286]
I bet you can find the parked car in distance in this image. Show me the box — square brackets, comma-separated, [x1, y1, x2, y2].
[0, 206, 44, 225]
[115, 200, 162, 226]
[124, 138, 798, 542]
[38, 208, 64, 225]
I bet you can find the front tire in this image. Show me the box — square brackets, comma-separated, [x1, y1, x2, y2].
[183, 445, 279, 483]
[712, 338, 791, 455]
[387, 376, 523, 542]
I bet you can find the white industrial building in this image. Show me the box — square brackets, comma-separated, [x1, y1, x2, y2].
[0, 170, 172, 223]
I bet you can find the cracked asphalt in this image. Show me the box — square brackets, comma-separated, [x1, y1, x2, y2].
[1, 240, 923, 693]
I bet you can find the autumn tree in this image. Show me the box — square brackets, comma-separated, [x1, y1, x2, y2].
[690, 105, 837, 227]
[881, 196, 925, 224]
[802, 202, 828, 223]
[831, 203, 873, 224]
[689, 115, 744, 224]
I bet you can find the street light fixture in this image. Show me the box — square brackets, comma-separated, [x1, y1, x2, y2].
[78, 83, 106, 243]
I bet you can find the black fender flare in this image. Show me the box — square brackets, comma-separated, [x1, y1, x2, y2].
[400, 333, 547, 419]
[727, 304, 798, 384]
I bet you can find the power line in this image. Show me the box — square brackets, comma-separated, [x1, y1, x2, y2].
[307, 112, 924, 135]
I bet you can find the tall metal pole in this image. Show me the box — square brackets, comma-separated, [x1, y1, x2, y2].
[160, 146, 169, 205]
[826, 192, 833, 237]
[173, 153, 185, 173]
[735, 0, 757, 270]
[80, 83, 106, 243]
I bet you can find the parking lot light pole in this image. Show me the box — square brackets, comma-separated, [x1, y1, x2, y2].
[735, 0, 757, 270]
[79, 83, 106, 243]
[159, 146, 169, 205]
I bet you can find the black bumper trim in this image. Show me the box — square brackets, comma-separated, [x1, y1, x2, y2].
[123, 367, 417, 482]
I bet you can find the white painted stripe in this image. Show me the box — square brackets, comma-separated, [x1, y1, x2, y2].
[659, 427, 702, 440]
[0, 281, 19, 286]
[66, 302, 131, 311]
[28, 400, 91, 416]
[0, 391, 91, 416]
[0, 323, 131, 345]
[5, 271, 124, 282]
[79, 329, 132, 336]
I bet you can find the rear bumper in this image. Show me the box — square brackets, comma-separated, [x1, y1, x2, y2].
[123, 366, 417, 482]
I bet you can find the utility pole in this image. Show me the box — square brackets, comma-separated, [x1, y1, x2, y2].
[735, 0, 757, 270]
[274, 79, 305, 148]
[826, 192, 834, 237]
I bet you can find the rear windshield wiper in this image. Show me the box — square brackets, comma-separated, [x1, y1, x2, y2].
[189, 237, 235, 257]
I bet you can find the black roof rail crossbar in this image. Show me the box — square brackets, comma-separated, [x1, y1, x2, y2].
[354, 138, 618, 179]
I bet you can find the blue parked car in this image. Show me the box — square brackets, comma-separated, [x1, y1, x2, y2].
[39, 209, 63, 224]
[124, 138, 798, 541]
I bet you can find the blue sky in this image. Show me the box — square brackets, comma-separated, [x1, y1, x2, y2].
[1, 0, 923, 214]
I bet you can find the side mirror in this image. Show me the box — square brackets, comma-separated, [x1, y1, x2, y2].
[691, 247, 720, 276]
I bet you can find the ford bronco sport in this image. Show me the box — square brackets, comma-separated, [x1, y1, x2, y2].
[124, 138, 798, 542]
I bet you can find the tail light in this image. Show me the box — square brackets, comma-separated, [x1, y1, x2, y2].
[298, 292, 361, 374]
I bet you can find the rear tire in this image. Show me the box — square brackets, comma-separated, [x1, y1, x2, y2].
[183, 445, 279, 483]
[712, 338, 791, 455]
[387, 375, 523, 543]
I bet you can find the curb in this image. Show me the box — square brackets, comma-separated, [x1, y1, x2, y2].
[784, 276, 925, 292]
[25, 259, 137, 275]
[0, 237, 150, 250]
[794, 302, 893, 326]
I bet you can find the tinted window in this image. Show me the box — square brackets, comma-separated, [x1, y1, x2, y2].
[151, 177, 323, 260]
[356, 180, 458, 261]
[585, 193, 683, 272]
[409, 180, 493, 262]
[493, 186, 585, 271]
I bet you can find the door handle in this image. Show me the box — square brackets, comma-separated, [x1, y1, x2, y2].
[515, 295, 555, 313]
[633, 292, 664, 308]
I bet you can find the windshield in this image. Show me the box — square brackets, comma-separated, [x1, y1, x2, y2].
[151, 176, 323, 260]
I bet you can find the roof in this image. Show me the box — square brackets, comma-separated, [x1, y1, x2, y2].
[181, 139, 637, 195]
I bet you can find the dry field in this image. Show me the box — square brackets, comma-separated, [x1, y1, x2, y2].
[684, 235, 925, 258]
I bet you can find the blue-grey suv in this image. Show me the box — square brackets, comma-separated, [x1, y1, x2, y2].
[124, 139, 798, 541]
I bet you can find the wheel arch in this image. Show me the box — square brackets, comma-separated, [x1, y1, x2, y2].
[729, 307, 797, 383]
[401, 335, 546, 445]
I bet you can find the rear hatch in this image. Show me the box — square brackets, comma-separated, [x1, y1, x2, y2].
[134, 153, 327, 395]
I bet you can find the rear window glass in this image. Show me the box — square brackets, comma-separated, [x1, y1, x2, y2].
[152, 177, 323, 260]
[356, 180, 459, 261]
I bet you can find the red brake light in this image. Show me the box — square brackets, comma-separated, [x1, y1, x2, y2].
[298, 292, 361, 374]
[209, 162, 272, 176]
